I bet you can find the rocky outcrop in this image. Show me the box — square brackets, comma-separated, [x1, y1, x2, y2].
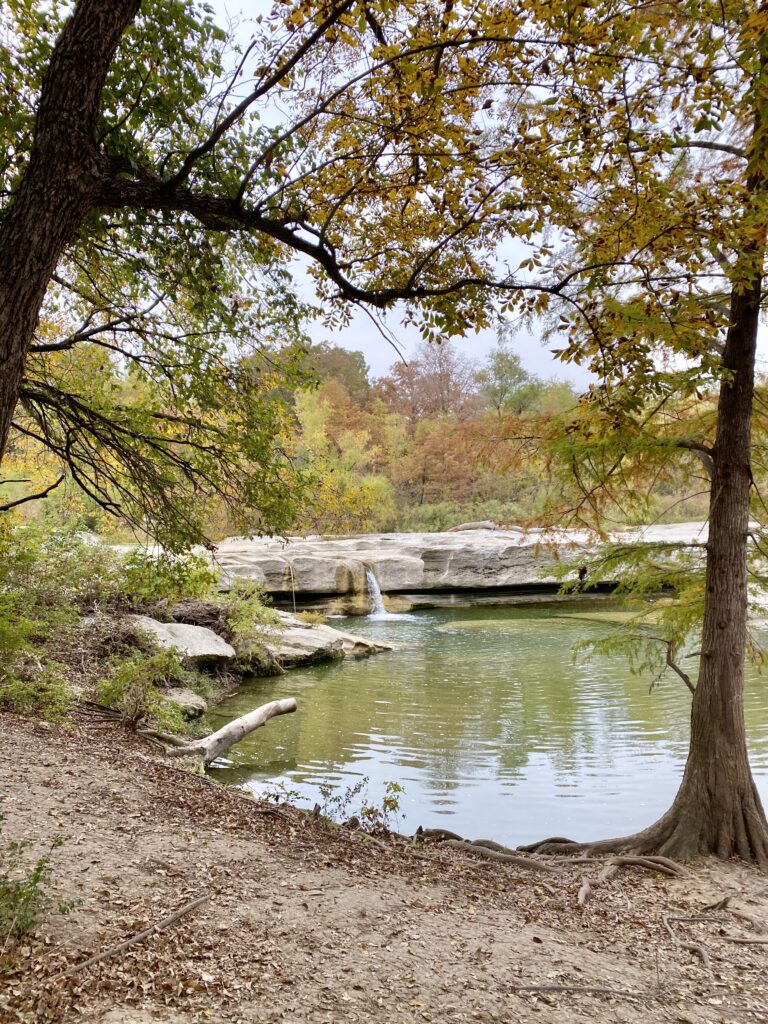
[130, 609, 392, 676]
[128, 615, 237, 667]
[261, 612, 393, 670]
[215, 524, 708, 601]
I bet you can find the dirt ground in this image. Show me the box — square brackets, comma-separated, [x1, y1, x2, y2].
[2, 713, 768, 1024]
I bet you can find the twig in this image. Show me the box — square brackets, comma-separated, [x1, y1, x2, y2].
[661, 914, 711, 970]
[511, 983, 644, 1000]
[49, 894, 210, 981]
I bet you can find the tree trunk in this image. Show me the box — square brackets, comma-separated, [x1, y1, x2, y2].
[166, 698, 298, 764]
[648, 278, 768, 864]
[0, 0, 139, 460]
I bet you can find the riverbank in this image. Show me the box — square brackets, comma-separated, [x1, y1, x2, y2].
[3, 713, 768, 1024]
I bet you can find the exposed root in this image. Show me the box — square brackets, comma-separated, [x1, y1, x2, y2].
[661, 914, 712, 971]
[418, 826, 690, 878]
[608, 855, 687, 878]
[440, 839, 556, 873]
[517, 836, 578, 853]
[517, 790, 768, 868]
[577, 875, 591, 906]
[415, 826, 464, 842]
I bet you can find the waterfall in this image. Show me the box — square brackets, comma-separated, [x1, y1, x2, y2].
[365, 566, 387, 615]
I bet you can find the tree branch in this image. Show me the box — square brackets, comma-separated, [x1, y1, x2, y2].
[647, 636, 696, 694]
[166, 0, 356, 189]
[0, 474, 65, 512]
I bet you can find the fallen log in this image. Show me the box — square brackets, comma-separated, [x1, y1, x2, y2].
[166, 698, 297, 764]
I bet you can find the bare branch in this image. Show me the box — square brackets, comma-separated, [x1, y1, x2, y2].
[0, 474, 65, 512]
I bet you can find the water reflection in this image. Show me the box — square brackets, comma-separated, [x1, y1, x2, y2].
[206, 602, 768, 847]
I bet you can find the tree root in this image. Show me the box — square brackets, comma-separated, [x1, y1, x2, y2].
[416, 826, 692, 878]
[439, 839, 557, 873]
[661, 914, 711, 970]
[521, 783, 768, 868]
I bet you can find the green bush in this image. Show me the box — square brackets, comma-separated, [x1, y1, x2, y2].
[95, 650, 192, 731]
[0, 523, 221, 722]
[120, 549, 218, 606]
[0, 664, 74, 723]
[223, 579, 280, 642]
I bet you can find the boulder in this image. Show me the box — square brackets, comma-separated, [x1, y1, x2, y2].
[261, 612, 393, 670]
[128, 615, 236, 667]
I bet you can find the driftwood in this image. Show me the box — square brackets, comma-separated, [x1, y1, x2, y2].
[166, 698, 297, 764]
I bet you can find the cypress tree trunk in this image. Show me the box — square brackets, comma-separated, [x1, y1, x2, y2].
[0, 0, 139, 460]
[647, 280, 768, 864]
[628, 41, 768, 863]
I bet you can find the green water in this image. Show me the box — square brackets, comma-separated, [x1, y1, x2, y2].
[207, 602, 768, 847]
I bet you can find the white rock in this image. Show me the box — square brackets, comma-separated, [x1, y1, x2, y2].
[128, 615, 236, 665]
[164, 687, 207, 718]
[214, 524, 710, 598]
[261, 612, 393, 669]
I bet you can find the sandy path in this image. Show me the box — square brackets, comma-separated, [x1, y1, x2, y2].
[1, 713, 768, 1023]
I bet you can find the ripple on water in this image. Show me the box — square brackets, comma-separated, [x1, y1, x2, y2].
[211, 603, 768, 847]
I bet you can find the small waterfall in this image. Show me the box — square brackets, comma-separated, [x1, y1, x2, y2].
[365, 566, 387, 615]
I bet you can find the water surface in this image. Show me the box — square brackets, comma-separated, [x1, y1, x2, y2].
[207, 602, 768, 847]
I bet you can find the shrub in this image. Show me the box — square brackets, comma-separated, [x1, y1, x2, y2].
[120, 550, 219, 607]
[222, 579, 281, 643]
[96, 650, 192, 731]
[0, 664, 74, 723]
[0, 523, 222, 722]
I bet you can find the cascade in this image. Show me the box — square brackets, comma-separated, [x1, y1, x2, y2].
[364, 566, 387, 615]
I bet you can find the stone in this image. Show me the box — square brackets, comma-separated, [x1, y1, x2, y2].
[164, 687, 207, 719]
[260, 612, 393, 670]
[127, 615, 236, 666]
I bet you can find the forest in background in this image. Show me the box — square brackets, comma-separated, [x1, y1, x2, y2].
[3, 332, 713, 541]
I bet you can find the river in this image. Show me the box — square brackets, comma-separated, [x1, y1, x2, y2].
[206, 600, 768, 848]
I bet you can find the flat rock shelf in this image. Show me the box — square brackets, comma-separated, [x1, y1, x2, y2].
[215, 523, 709, 608]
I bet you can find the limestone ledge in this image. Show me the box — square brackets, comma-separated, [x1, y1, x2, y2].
[215, 523, 708, 599]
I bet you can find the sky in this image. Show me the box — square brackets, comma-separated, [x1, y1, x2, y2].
[300, 292, 591, 385]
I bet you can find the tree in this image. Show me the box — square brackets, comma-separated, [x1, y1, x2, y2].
[476, 335, 545, 415]
[304, 343, 372, 405]
[2, 0, 768, 862]
[375, 341, 479, 425]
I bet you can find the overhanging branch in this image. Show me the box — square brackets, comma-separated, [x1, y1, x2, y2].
[0, 474, 65, 512]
